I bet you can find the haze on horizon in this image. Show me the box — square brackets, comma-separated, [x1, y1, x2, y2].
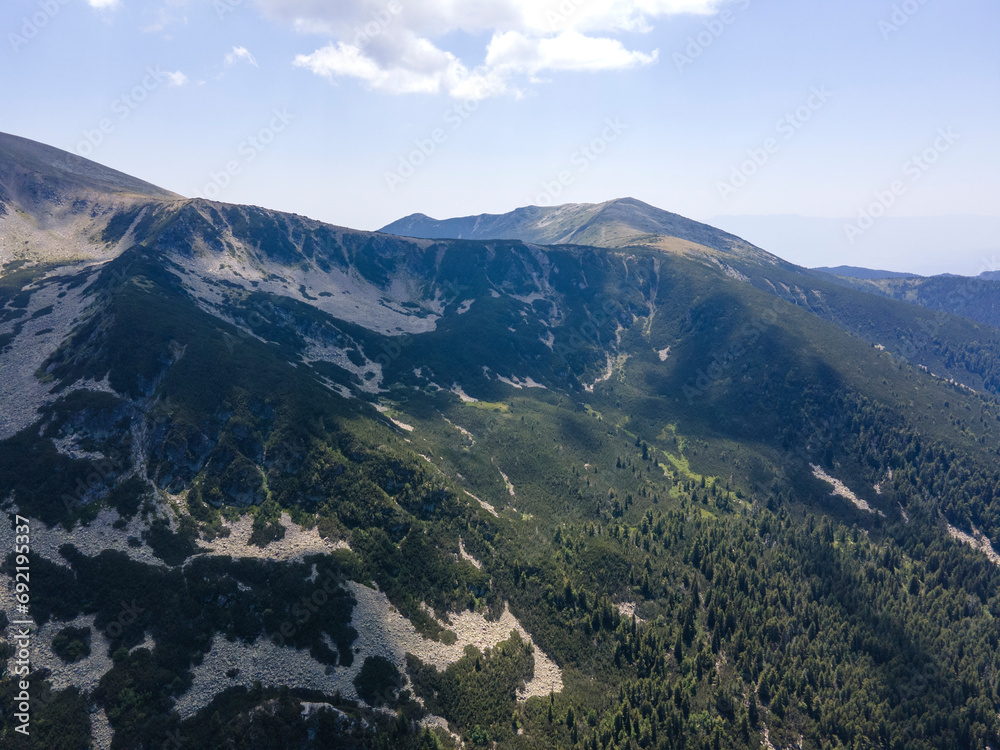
[1, 0, 997, 274]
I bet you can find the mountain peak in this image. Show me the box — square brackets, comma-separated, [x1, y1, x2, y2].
[380, 197, 779, 264]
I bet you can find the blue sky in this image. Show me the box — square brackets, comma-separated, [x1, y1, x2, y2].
[2, 0, 998, 273]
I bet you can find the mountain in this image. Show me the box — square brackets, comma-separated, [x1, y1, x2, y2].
[812, 265, 921, 280]
[982, 270, 1000, 281]
[381, 197, 784, 264]
[4, 134, 1000, 749]
[813, 267, 1000, 331]
[0, 132, 182, 268]
[384, 199, 1000, 397]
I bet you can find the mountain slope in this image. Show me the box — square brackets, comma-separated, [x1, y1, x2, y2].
[0, 131, 183, 268]
[0, 132, 180, 204]
[4, 135, 1000, 749]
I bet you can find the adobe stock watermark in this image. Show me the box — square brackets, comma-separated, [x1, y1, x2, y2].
[104, 599, 145, 641]
[74, 67, 186, 159]
[843, 127, 958, 244]
[529, 117, 628, 206]
[214, 0, 247, 21]
[220, 278, 470, 394]
[717, 86, 833, 200]
[58, 447, 129, 516]
[879, 0, 932, 40]
[384, 80, 504, 192]
[269, 572, 345, 647]
[345, 0, 401, 48]
[682, 300, 782, 404]
[674, 0, 751, 71]
[161, 729, 188, 750]
[197, 108, 295, 200]
[8, 0, 71, 53]
[545, 0, 589, 31]
[552, 298, 624, 367]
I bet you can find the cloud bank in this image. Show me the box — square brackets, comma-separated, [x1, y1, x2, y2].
[263, 0, 722, 98]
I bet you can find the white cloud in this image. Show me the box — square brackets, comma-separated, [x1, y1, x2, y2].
[257, 0, 721, 37]
[294, 38, 509, 99]
[165, 71, 188, 87]
[87, 0, 121, 9]
[225, 46, 259, 67]
[295, 44, 394, 88]
[264, 0, 723, 97]
[486, 30, 658, 74]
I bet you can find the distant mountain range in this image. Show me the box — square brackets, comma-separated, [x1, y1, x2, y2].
[811, 265, 1000, 330]
[812, 266, 921, 280]
[814, 264, 1000, 282]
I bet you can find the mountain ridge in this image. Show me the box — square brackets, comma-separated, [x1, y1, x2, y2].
[381, 196, 783, 265]
[812, 265, 922, 280]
